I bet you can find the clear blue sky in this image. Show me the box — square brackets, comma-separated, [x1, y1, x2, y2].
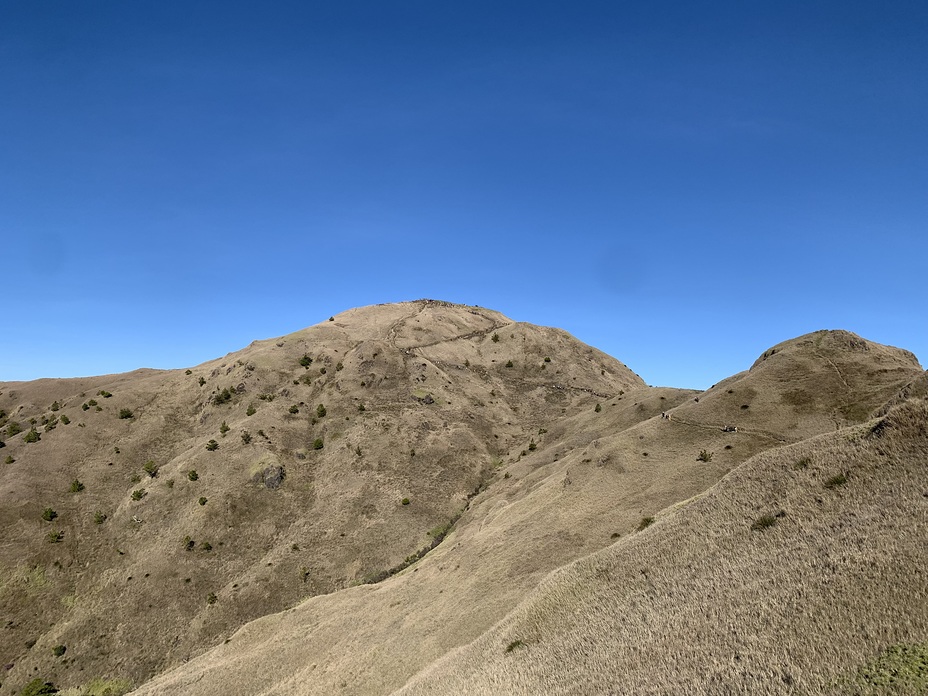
[2, 1, 926, 389]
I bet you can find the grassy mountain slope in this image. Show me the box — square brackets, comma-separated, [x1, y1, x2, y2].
[126, 330, 922, 696]
[0, 305, 922, 696]
[0, 300, 643, 694]
[396, 397, 928, 695]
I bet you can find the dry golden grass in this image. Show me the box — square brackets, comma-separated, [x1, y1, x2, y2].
[0, 304, 923, 696]
[396, 399, 928, 695]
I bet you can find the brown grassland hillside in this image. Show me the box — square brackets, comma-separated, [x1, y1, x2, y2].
[0, 300, 924, 695]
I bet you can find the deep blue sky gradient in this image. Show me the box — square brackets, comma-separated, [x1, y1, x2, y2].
[2, 1, 926, 388]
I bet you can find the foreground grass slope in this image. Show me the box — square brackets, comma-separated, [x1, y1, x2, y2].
[397, 397, 928, 695]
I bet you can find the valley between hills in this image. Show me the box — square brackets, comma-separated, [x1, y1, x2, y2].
[1, 300, 926, 695]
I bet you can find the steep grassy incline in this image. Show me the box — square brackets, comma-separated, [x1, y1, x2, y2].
[396, 398, 928, 695]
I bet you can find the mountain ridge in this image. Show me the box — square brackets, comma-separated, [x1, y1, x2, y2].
[0, 300, 924, 696]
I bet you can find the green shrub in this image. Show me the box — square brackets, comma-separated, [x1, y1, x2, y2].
[143, 460, 159, 477]
[299, 354, 313, 368]
[206, 439, 219, 451]
[528, 439, 537, 451]
[83, 678, 134, 696]
[697, 449, 713, 462]
[50, 401, 60, 412]
[258, 393, 275, 402]
[358, 403, 366, 412]
[87, 399, 98, 407]
[98, 390, 112, 398]
[20, 678, 59, 696]
[200, 541, 212, 551]
[505, 360, 513, 368]
[594, 403, 602, 413]
[118, 408, 134, 419]
[206, 592, 217, 605]
[198, 376, 206, 386]
[131, 489, 146, 501]
[544, 356, 551, 362]
[505, 640, 525, 653]
[637, 516, 654, 531]
[219, 421, 230, 436]
[316, 404, 327, 418]
[842, 641, 928, 692]
[751, 514, 778, 531]
[319, 366, 327, 374]
[241, 430, 252, 444]
[794, 456, 812, 470]
[185, 369, 193, 375]
[69, 479, 85, 493]
[42, 507, 58, 522]
[4, 455, 13, 464]
[7, 421, 22, 436]
[492, 333, 500, 343]
[59, 415, 70, 425]
[198, 497, 208, 506]
[246, 404, 257, 416]
[213, 387, 233, 405]
[312, 438, 324, 450]
[188, 470, 199, 481]
[46, 530, 64, 544]
[401, 498, 410, 506]
[825, 472, 849, 489]
[335, 362, 344, 371]
[93, 512, 107, 524]
[23, 427, 41, 443]
[52, 644, 66, 657]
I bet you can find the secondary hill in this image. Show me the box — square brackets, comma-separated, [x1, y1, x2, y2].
[0, 305, 922, 696]
[124, 329, 922, 696]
